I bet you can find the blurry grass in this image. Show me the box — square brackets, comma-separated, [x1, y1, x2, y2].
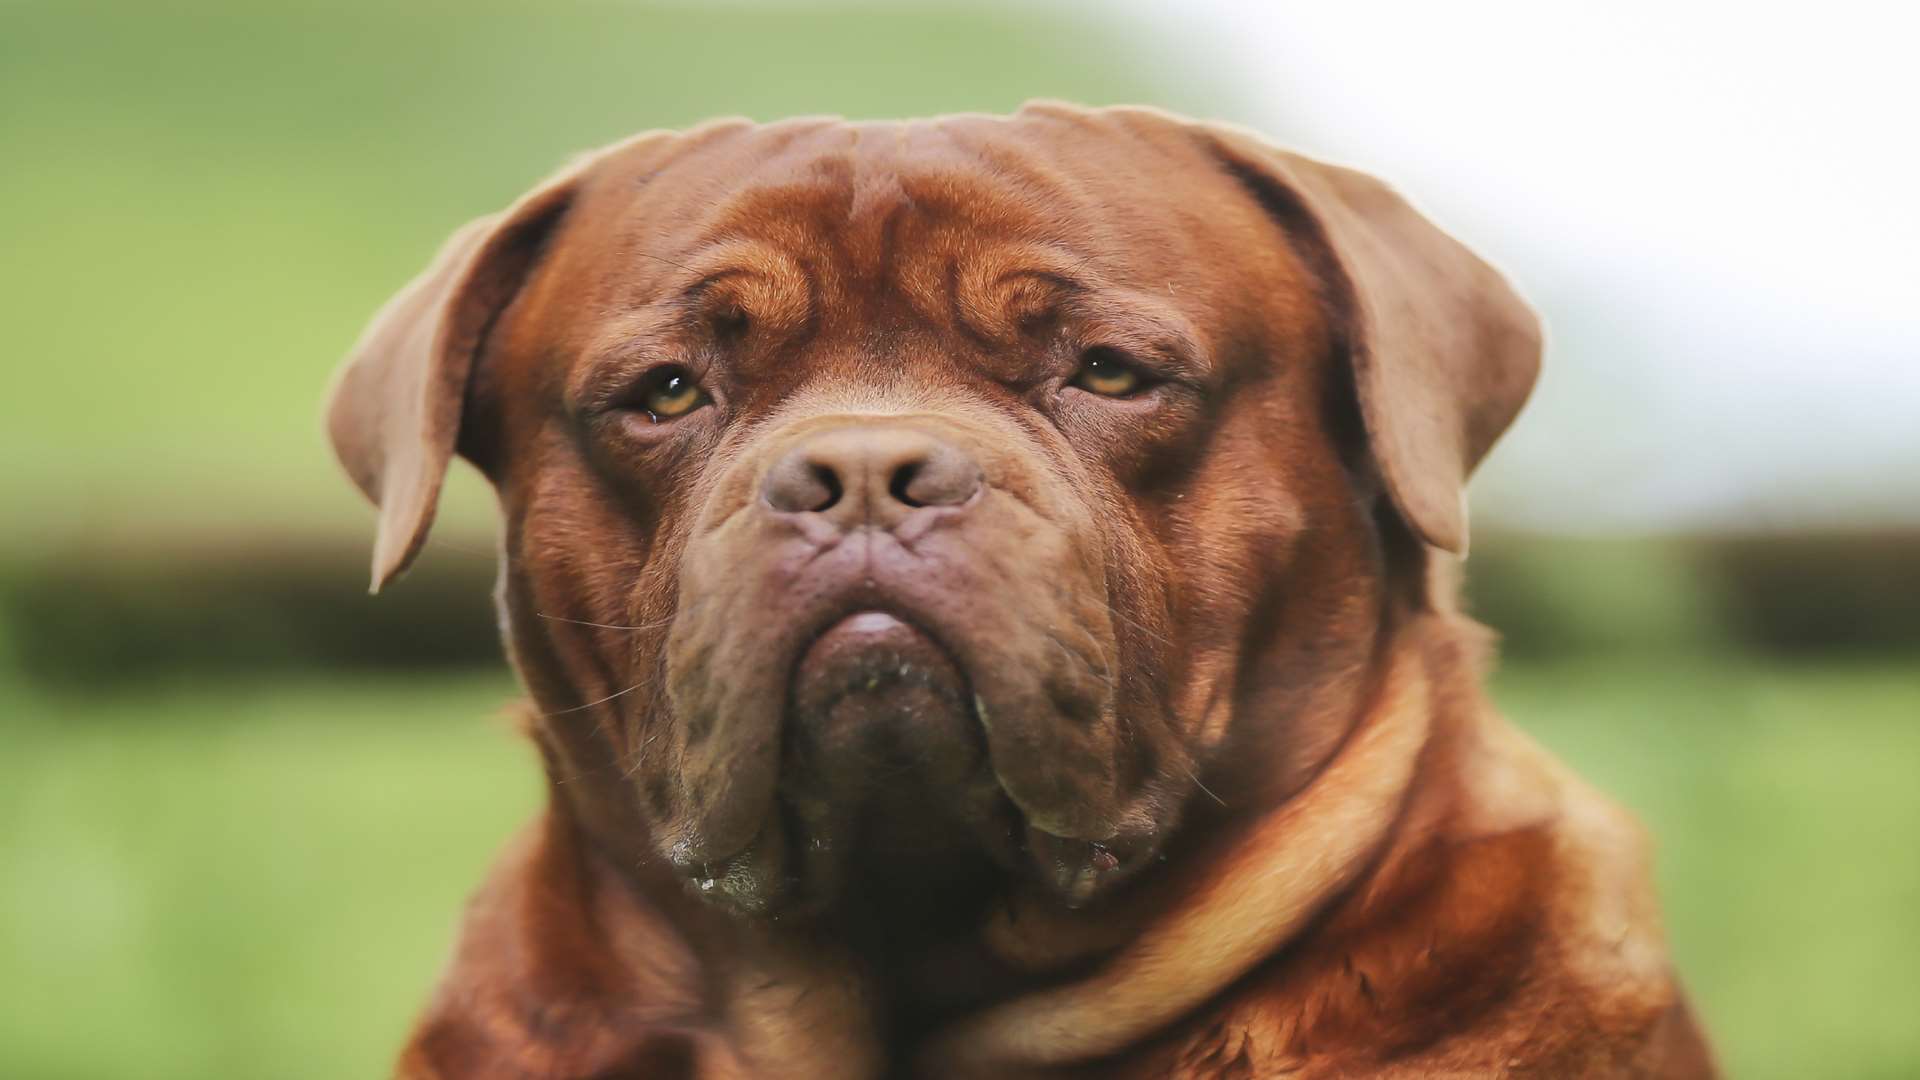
[1, 659, 1916, 1077]
[1498, 660, 1920, 1080]
[0, 673, 534, 1080]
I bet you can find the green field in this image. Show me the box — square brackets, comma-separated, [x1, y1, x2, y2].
[3, 659, 1916, 1079]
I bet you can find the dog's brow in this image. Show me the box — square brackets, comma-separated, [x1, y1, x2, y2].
[942, 249, 1090, 349]
[680, 266, 751, 301]
[663, 240, 815, 336]
[998, 266, 1089, 294]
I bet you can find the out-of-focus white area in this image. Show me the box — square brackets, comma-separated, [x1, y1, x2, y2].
[1103, 1, 1918, 531]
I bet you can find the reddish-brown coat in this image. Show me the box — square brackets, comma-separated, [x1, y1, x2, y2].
[329, 104, 1715, 1078]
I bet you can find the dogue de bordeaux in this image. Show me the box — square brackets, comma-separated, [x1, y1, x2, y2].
[328, 103, 1718, 1078]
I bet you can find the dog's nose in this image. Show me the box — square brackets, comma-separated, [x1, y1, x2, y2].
[762, 425, 982, 529]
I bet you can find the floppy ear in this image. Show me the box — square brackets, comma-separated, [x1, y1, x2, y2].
[1200, 126, 1542, 555]
[325, 172, 583, 592]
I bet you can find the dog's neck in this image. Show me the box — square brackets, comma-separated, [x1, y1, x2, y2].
[495, 611, 1482, 1068]
[910, 628, 1435, 1073]
[539, 616, 1458, 1077]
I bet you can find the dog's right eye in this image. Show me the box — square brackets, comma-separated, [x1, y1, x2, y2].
[632, 366, 709, 423]
[1070, 347, 1156, 398]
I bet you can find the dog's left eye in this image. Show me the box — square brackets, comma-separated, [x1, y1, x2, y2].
[1070, 348, 1154, 398]
[633, 366, 709, 422]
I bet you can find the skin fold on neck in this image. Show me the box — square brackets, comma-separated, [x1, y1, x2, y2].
[916, 633, 1434, 1073]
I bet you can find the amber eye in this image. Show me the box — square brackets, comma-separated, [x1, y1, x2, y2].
[635, 366, 707, 421]
[1070, 347, 1151, 397]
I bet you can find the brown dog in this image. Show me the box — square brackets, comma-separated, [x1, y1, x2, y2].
[327, 104, 1717, 1078]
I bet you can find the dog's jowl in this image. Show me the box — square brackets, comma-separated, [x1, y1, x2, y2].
[329, 104, 1717, 1078]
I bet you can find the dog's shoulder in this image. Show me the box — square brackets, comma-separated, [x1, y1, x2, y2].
[1122, 653, 1708, 1079]
[396, 815, 711, 1079]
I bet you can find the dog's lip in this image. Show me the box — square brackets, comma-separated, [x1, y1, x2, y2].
[786, 602, 972, 708]
[792, 610, 950, 690]
[787, 606, 977, 754]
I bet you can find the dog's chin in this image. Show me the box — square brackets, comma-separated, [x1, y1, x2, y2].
[661, 610, 1165, 920]
[787, 610, 983, 791]
[753, 610, 1019, 917]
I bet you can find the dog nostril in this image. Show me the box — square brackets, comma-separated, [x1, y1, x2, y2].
[764, 452, 843, 513]
[892, 447, 982, 508]
[890, 460, 926, 508]
[810, 464, 843, 512]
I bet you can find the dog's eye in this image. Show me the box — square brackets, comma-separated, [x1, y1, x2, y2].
[634, 366, 708, 422]
[1070, 347, 1153, 398]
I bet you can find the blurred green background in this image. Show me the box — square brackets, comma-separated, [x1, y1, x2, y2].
[3, 3, 1915, 1078]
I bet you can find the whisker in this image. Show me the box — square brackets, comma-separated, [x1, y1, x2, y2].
[540, 679, 651, 718]
[1105, 595, 1175, 645]
[536, 611, 678, 632]
[621, 732, 660, 780]
[1181, 759, 1228, 807]
[634, 251, 700, 275]
[1036, 577, 1174, 651]
[1042, 626, 1116, 690]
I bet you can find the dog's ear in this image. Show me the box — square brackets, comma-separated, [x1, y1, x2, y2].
[324, 168, 583, 592]
[1199, 125, 1542, 555]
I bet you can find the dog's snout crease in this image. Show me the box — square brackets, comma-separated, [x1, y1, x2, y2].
[762, 425, 982, 531]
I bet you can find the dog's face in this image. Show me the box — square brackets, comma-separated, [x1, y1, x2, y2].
[328, 105, 1539, 917]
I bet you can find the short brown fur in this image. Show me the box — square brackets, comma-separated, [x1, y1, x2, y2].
[329, 104, 1714, 1078]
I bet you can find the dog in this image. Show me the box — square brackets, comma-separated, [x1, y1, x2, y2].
[327, 103, 1718, 1078]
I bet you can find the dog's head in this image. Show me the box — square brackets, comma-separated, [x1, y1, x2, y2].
[327, 105, 1538, 917]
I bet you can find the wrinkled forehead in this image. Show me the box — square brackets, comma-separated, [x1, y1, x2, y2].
[542, 113, 1288, 342]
